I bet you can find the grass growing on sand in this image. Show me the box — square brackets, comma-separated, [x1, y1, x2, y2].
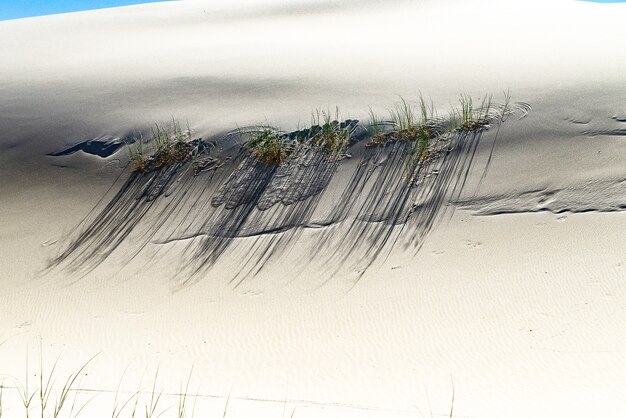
[2, 354, 203, 418]
[367, 96, 443, 172]
[364, 93, 510, 177]
[450, 94, 493, 131]
[129, 120, 193, 173]
[366, 107, 388, 144]
[152, 121, 191, 168]
[388, 95, 437, 137]
[128, 133, 147, 172]
[310, 107, 351, 157]
[245, 127, 291, 165]
[244, 107, 352, 165]
[127, 92, 513, 174]
[110, 374, 140, 418]
[12, 350, 96, 418]
[0, 349, 469, 418]
[177, 369, 194, 418]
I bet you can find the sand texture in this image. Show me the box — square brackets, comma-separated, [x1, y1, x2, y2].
[1, 0, 626, 417]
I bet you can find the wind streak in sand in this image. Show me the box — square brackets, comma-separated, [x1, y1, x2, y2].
[48, 101, 516, 286]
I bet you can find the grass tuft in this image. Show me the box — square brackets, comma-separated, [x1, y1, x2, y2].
[246, 127, 290, 165]
[52, 355, 97, 418]
[129, 120, 193, 173]
[149, 120, 192, 170]
[386, 96, 438, 141]
[3, 352, 212, 418]
[367, 108, 387, 144]
[123, 92, 510, 177]
[389, 97, 416, 132]
[128, 133, 148, 172]
[310, 107, 350, 158]
[376, 96, 442, 173]
[452, 94, 493, 131]
[13, 351, 96, 418]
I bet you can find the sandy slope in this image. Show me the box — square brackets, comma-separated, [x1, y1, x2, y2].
[1, 0, 626, 417]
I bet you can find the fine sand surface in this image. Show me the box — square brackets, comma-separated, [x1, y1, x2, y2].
[1, 0, 626, 417]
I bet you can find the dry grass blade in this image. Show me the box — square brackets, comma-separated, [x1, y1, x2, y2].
[39, 345, 60, 418]
[418, 93, 435, 123]
[110, 369, 141, 418]
[52, 354, 97, 418]
[448, 377, 455, 418]
[145, 368, 163, 418]
[68, 389, 97, 418]
[17, 352, 36, 418]
[130, 389, 142, 418]
[177, 367, 193, 418]
[500, 89, 512, 122]
[367, 107, 386, 144]
[390, 97, 416, 131]
[222, 391, 231, 418]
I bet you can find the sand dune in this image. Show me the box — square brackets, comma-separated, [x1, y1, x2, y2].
[1, 0, 626, 417]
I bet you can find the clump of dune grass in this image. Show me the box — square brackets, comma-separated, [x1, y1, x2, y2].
[369, 96, 443, 173]
[129, 119, 193, 173]
[2, 349, 207, 418]
[366, 96, 441, 147]
[388, 95, 437, 138]
[450, 94, 493, 131]
[128, 134, 148, 172]
[389, 97, 417, 133]
[246, 127, 291, 165]
[13, 349, 97, 418]
[310, 107, 350, 158]
[366, 108, 389, 144]
[150, 120, 192, 169]
[122, 93, 511, 176]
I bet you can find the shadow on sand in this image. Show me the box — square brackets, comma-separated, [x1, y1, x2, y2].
[48, 126, 486, 287]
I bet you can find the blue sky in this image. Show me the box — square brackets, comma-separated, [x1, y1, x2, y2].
[1, 0, 624, 21]
[0, 0, 172, 21]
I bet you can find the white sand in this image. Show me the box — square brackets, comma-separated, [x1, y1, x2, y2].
[1, 0, 626, 417]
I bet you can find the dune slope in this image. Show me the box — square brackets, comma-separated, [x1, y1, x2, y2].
[1, 0, 626, 417]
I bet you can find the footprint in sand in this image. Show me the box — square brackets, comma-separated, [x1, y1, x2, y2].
[464, 240, 482, 249]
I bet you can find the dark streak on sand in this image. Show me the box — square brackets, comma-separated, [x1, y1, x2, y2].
[47, 123, 487, 287]
[48, 138, 125, 158]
